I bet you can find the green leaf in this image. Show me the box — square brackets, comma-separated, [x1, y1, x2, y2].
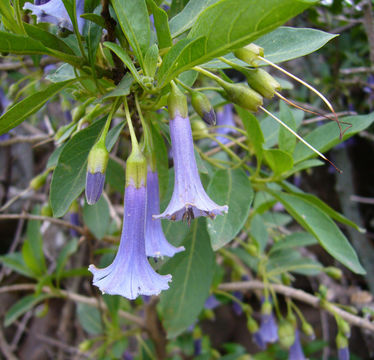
[80, 13, 106, 28]
[112, 0, 150, 70]
[76, 303, 103, 335]
[294, 113, 374, 164]
[5, 293, 51, 327]
[24, 23, 75, 55]
[144, 44, 159, 78]
[22, 216, 46, 277]
[50, 118, 106, 217]
[0, 252, 32, 278]
[83, 196, 110, 239]
[147, 0, 172, 49]
[278, 102, 297, 154]
[106, 158, 125, 194]
[103, 42, 142, 85]
[46, 63, 76, 83]
[271, 191, 365, 274]
[0, 0, 21, 33]
[103, 73, 134, 99]
[270, 232, 318, 254]
[256, 27, 338, 64]
[207, 168, 253, 250]
[159, 218, 215, 337]
[169, 0, 220, 38]
[249, 214, 268, 253]
[47, 143, 67, 169]
[158, 0, 316, 86]
[0, 79, 77, 135]
[55, 238, 78, 282]
[87, 17, 102, 67]
[264, 149, 293, 175]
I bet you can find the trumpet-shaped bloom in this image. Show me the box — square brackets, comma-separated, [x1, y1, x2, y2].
[338, 347, 349, 360]
[214, 104, 237, 145]
[85, 172, 105, 205]
[288, 330, 306, 360]
[23, 0, 85, 33]
[145, 169, 184, 258]
[89, 184, 171, 299]
[253, 312, 279, 349]
[154, 113, 228, 222]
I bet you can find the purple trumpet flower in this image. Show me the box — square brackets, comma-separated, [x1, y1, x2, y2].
[232, 291, 244, 316]
[288, 330, 306, 360]
[253, 308, 278, 349]
[338, 347, 349, 360]
[89, 151, 171, 300]
[23, 0, 85, 33]
[146, 169, 184, 258]
[214, 104, 237, 145]
[85, 172, 105, 205]
[154, 84, 228, 223]
[204, 295, 220, 310]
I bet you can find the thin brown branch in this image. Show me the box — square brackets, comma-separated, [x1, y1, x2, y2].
[218, 281, 374, 332]
[0, 135, 51, 147]
[0, 324, 18, 360]
[363, 0, 374, 65]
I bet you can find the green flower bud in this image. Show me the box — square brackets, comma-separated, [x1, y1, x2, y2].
[278, 320, 295, 348]
[168, 82, 188, 119]
[261, 300, 272, 315]
[191, 91, 216, 125]
[79, 339, 94, 352]
[191, 119, 209, 136]
[319, 284, 328, 299]
[234, 44, 264, 67]
[87, 141, 109, 175]
[246, 243, 258, 257]
[30, 171, 48, 190]
[338, 318, 351, 338]
[302, 322, 315, 340]
[336, 332, 348, 349]
[247, 317, 259, 333]
[281, 273, 291, 286]
[203, 309, 215, 320]
[324, 266, 343, 280]
[220, 82, 263, 112]
[243, 68, 281, 99]
[41, 203, 53, 217]
[71, 103, 87, 123]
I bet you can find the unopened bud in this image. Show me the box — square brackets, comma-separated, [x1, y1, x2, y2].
[221, 82, 263, 112]
[261, 300, 272, 315]
[79, 339, 94, 352]
[336, 332, 348, 349]
[338, 319, 351, 338]
[324, 266, 343, 280]
[246, 243, 258, 257]
[85, 142, 109, 205]
[191, 91, 216, 125]
[278, 320, 295, 348]
[244, 68, 281, 99]
[281, 273, 291, 286]
[234, 44, 264, 67]
[247, 317, 259, 333]
[191, 119, 209, 136]
[302, 322, 315, 340]
[30, 171, 48, 190]
[71, 103, 87, 123]
[41, 203, 53, 217]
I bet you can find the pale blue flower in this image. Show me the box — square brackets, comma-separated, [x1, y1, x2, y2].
[288, 330, 306, 360]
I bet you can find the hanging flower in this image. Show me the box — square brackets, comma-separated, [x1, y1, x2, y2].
[89, 148, 171, 299]
[154, 83, 228, 223]
[23, 0, 85, 33]
[288, 330, 306, 360]
[214, 103, 238, 145]
[145, 169, 184, 258]
[253, 300, 279, 348]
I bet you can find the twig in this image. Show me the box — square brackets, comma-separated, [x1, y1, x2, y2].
[0, 135, 51, 147]
[0, 58, 58, 71]
[204, 135, 247, 157]
[302, 111, 357, 125]
[0, 284, 145, 329]
[218, 281, 374, 332]
[350, 195, 374, 205]
[0, 324, 18, 360]
[363, 0, 374, 65]
[0, 213, 85, 235]
[340, 66, 374, 75]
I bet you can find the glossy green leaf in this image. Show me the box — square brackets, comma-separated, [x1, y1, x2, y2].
[147, 0, 172, 49]
[264, 149, 293, 175]
[103, 42, 142, 84]
[256, 27, 337, 64]
[4, 293, 51, 327]
[294, 113, 374, 163]
[103, 73, 134, 99]
[0, 253, 32, 278]
[22, 216, 46, 277]
[278, 102, 297, 154]
[158, 0, 316, 86]
[87, 18, 102, 67]
[0, 79, 77, 135]
[46, 64, 76, 83]
[159, 218, 214, 337]
[207, 168, 253, 250]
[144, 44, 159, 78]
[0, 0, 21, 33]
[170, 0, 190, 17]
[50, 118, 106, 217]
[169, 0, 220, 38]
[270, 232, 318, 254]
[106, 158, 125, 194]
[83, 197, 110, 239]
[112, 0, 150, 69]
[271, 191, 365, 274]
[249, 215, 268, 253]
[76, 303, 103, 335]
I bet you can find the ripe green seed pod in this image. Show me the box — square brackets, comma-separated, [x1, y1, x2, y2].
[221, 82, 263, 112]
[234, 44, 264, 67]
[243, 68, 281, 99]
[278, 320, 295, 349]
[190, 91, 216, 125]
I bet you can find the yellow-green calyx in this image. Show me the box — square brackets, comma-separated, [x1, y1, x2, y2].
[278, 320, 296, 349]
[126, 147, 147, 188]
[336, 332, 348, 349]
[30, 170, 49, 190]
[168, 81, 188, 119]
[243, 68, 281, 99]
[221, 81, 263, 112]
[247, 317, 259, 333]
[87, 141, 109, 174]
[190, 91, 216, 125]
[234, 43, 264, 67]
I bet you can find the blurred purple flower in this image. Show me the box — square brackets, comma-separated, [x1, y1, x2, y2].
[154, 113, 228, 222]
[145, 169, 184, 258]
[204, 295, 220, 310]
[89, 184, 171, 299]
[338, 347, 349, 360]
[214, 104, 237, 145]
[194, 338, 202, 356]
[253, 312, 278, 349]
[123, 350, 133, 360]
[232, 291, 244, 316]
[69, 211, 80, 237]
[23, 0, 85, 33]
[288, 330, 306, 360]
[85, 172, 105, 205]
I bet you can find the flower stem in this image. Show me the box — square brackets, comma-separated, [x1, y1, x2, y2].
[123, 97, 139, 151]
